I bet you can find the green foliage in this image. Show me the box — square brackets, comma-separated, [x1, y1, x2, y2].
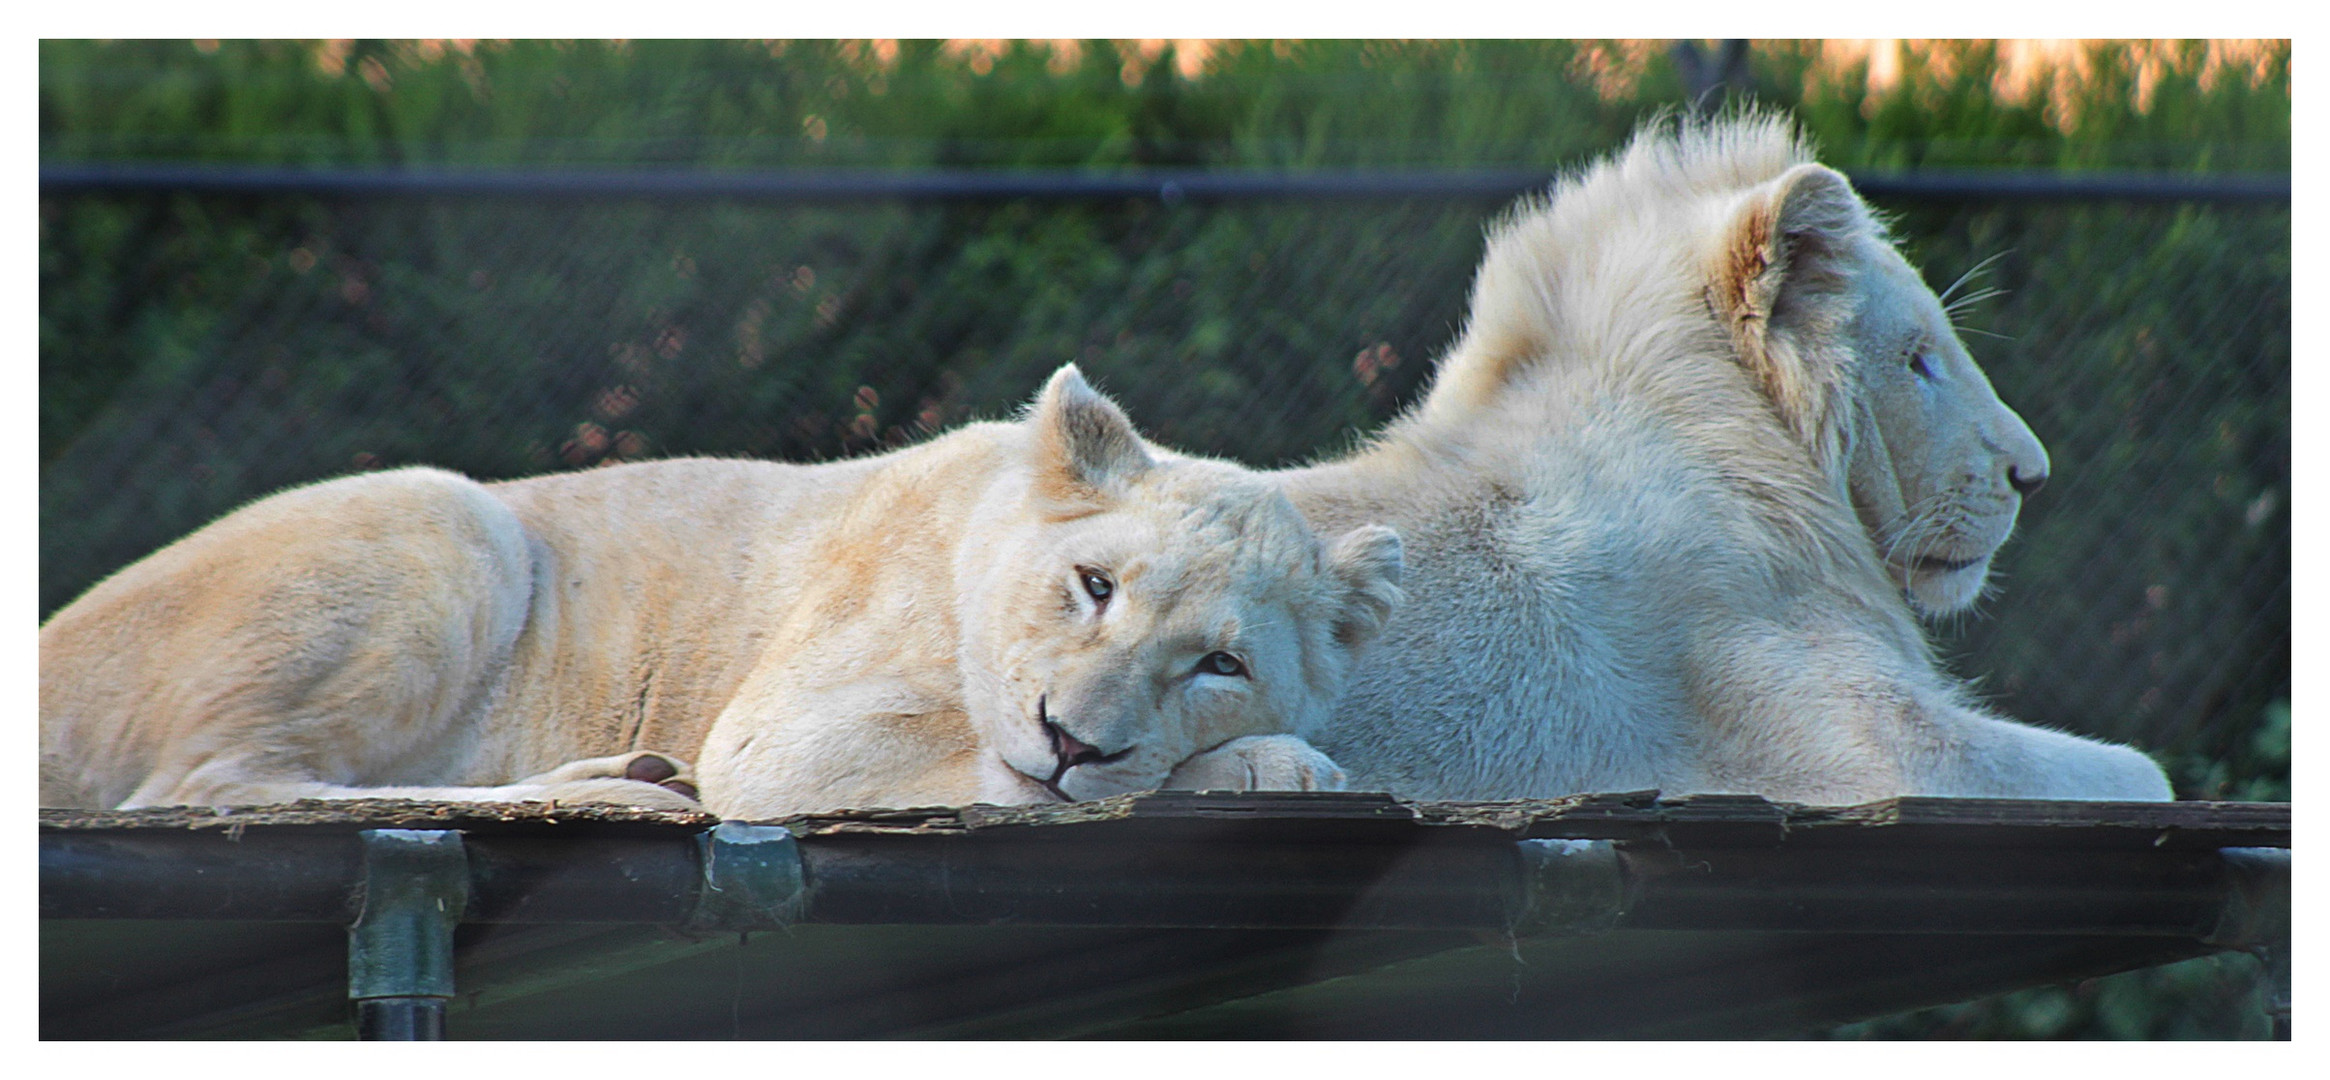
[1827, 949, 2278, 1041]
[38, 39, 2287, 1039]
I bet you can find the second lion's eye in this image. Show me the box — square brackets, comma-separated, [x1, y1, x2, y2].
[1198, 651, 1246, 677]
[1078, 568, 1114, 606]
[1909, 352, 1935, 380]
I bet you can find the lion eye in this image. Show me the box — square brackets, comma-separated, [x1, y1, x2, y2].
[1198, 651, 1247, 677]
[1077, 567, 1114, 606]
[1909, 352, 1935, 380]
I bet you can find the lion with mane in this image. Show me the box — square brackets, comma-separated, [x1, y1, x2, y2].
[1282, 111, 2170, 803]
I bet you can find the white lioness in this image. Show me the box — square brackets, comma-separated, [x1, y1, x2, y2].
[40, 366, 1403, 818]
[1283, 112, 2171, 803]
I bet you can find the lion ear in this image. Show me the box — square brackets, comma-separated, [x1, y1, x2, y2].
[1716, 163, 1865, 336]
[1026, 364, 1152, 505]
[1324, 524, 1404, 649]
[1711, 163, 1870, 452]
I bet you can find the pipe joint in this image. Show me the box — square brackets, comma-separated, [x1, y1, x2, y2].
[347, 829, 469, 1039]
[690, 821, 807, 930]
[1511, 838, 1627, 937]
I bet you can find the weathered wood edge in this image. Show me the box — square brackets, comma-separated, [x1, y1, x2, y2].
[37, 791, 2291, 848]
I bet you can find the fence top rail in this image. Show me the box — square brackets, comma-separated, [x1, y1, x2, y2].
[37, 162, 2294, 204]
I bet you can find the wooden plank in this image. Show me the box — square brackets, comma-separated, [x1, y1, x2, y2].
[37, 798, 715, 832]
[38, 792, 2289, 849]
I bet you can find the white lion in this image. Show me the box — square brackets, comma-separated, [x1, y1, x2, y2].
[1281, 112, 2171, 804]
[40, 365, 1402, 817]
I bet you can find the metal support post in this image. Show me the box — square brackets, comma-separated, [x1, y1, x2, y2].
[347, 829, 469, 1040]
[689, 821, 807, 930]
[2205, 847, 2290, 1041]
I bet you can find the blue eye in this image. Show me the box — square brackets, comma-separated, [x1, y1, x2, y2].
[1198, 651, 1246, 677]
[1078, 568, 1113, 606]
[1909, 352, 1935, 380]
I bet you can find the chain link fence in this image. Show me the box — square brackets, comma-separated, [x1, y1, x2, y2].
[39, 166, 2289, 801]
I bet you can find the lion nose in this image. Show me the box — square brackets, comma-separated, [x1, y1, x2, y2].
[2007, 465, 2047, 497]
[1044, 719, 1107, 771]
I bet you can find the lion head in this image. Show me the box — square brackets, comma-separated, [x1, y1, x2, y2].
[1425, 112, 2049, 617]
[957, 366, 1403, 800]
[1708, 157, 2052, 615]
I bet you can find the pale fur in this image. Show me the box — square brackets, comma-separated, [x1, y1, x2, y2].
[40, 365, 1402, 817]
[1282, 111, 2171, 803]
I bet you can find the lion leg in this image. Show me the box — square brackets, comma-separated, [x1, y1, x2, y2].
[133, 751, 712, 811]
[1163, 734, 1348, 793]
[508, 750, 703, 803]
[1916, 712, 2173, 801]
[120, 767, 706, 812]
[43, 468, 549, 811]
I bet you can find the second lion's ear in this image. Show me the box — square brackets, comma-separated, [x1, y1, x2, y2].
[1027, 364, 1152, 506]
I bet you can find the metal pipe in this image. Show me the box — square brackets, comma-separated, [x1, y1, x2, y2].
[38, 824, 2283, 941]
[41, 830, 360, 920]
[36, 163, 2293, 205]
[354, 998, 447, 1041]
[2204, 848, 2292, 1041]
[1614, 845, 2245, 937]
[794, 831, 1534, 930]
[346, 830, 467, 1041]
[39, 830, 701, 923]
[31, 163, 1558, 201]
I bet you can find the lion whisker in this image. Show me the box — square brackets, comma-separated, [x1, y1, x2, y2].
[1936, 250, 2013, 308]
[1876, 490, 1956, 563]
[1942, 287, 2007, 319]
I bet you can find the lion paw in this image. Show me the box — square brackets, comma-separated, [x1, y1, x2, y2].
[1163, 734, 1348, 793]
[516, 750, 703, 808]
